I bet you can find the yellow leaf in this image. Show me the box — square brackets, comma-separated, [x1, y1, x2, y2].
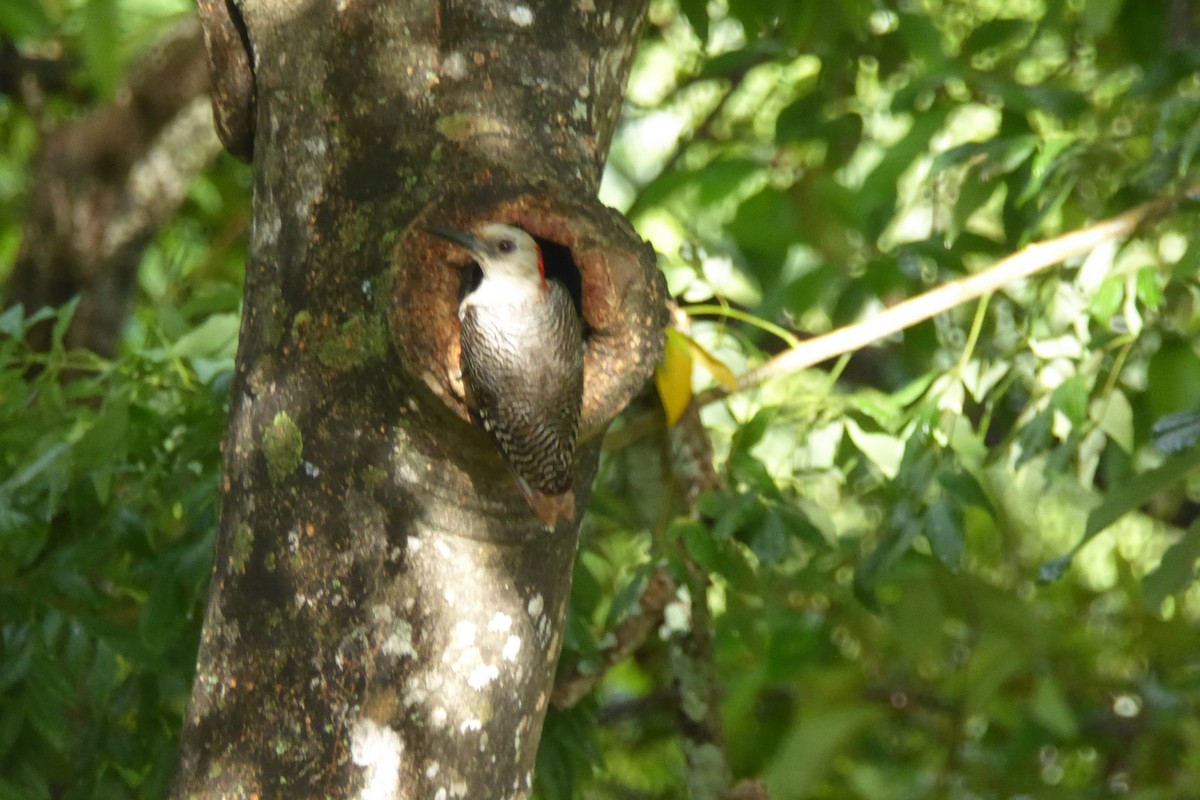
[675, 330, 738, 391]
[656, 328, 694, 428]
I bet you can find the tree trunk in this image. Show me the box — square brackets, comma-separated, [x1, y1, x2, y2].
[173, 1, 665, 797]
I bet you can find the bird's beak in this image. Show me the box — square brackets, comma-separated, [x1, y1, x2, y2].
[422, 225, 486, 258]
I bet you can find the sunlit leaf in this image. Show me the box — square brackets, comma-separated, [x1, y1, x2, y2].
[670, 327, 738, 390]
[1142, 519, 1200, 610]
[845, 418, 904, 479]
[1081, 444, 1200, 551]
[655, 328, 694, 428]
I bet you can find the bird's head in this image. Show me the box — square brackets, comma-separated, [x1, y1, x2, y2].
[425, 222, 546, 290]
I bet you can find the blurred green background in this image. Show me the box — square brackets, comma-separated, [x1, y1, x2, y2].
[2, 1, 1200, 798]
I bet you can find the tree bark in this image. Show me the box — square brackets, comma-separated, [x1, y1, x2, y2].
[174, 1, 665, 798]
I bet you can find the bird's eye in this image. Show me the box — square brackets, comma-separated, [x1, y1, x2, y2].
[497, 239, 516, 253]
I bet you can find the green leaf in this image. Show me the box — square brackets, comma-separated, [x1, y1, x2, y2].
[855, 522, 920, 609]
[1030, 675, 1078, 739]
[0, 695, 24, 760]
[49, 297, 80, 352]
[765, 707, 883, 796]
[694, 158, 764, 210]
[932, 135, 1037, 176]
[947, 167, 1000, 244]
[26, 671, 70, 754]
[924, 497, 963, 571]
[534, 707, 599, 800]
[1051, 375, 1090, 427]
[731, 407, 774, 455]
[678, 519, 720, 570]
[1051, 445, 1200, 571]
[76, 397, 130, 503]
[749, 508, 789, 565]
[1092, 391, 1134, 453]
[83, 0, 124, 98]
[0, 304, 24, 337]
[821, 113, 864, 170]
[845, 418, 904, 479]
[775, 92, 824, 144]
[1146, 340, 1200, 420]
[962, 19, 1032, 55]
[1142, 519, 1200, 610]
[774, 503, 828, 550]
[729, 450, 782, 499]
[712, 491, 764, 540]
[896, 12, 947, 66]
[696, 40, 786, 81]
[729, 187, 800, 257]
[169, 312, 241, 359]
[0, 0, 52, 39]
[678, 0, 709, 43]
[1082, 0, 1125, 36]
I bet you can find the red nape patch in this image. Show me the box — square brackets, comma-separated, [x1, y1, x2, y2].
[536, 245, 548, 292]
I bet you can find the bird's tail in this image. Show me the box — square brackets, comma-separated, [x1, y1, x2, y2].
[516, 478, 576, 530]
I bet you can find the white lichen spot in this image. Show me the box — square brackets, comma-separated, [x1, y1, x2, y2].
[572, 100, 587, 121]
[502, 635, 521, 662]
[406, 537, 422, 553]
[660, 585, 693, 638]
[395, 460, 419, 484]
[402, 682, 428, 708]
[303, 460, 321, 477]
[451, 621, 476, 649]
[526, 594, 544, 619]
[488, 612, 512, 633]
[460, 717, 482, 733]
[442, 51, 467, 79]
[426, 762, 440, 779]
[434, 789, 447, 800]
[431, 706, 448, 726]
[509, 4, 533, 25]
[361, 279, 372, 297]
[434, 538, 452, 557]
[336, 0, 351, 11]
[382, 619, 416, 659]
[450, 780, 468, 797]
[467, 662, 500, 690]
[349, 718, 403, 800]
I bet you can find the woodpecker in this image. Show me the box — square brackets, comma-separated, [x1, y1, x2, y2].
[425, 223, 584, 528]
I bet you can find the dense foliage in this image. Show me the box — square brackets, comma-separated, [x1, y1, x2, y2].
[2, 0, 1200, 798]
